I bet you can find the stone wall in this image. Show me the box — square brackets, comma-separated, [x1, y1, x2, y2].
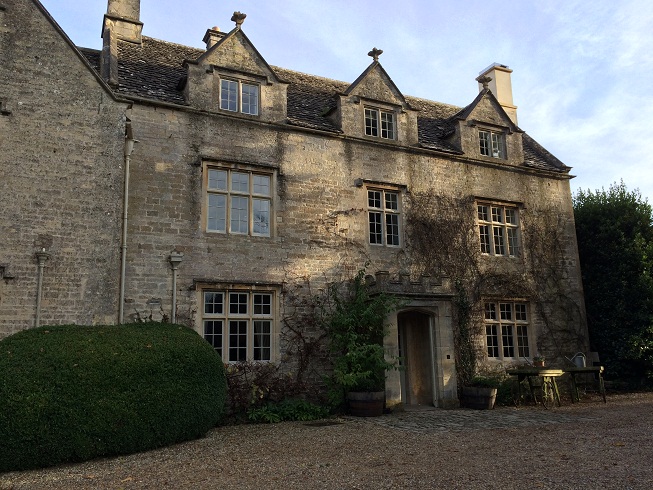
[0, 0, 127, 337]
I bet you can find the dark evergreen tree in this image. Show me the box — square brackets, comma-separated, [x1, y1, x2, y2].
[573, 182, 653, 383]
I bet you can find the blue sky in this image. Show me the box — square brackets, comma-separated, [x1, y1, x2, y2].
[41, 0, 653, 201]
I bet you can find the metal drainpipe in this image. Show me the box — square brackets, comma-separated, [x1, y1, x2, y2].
[119, 121, 136, 324]
[168, 252, 184, 324]
[35, 249, 51, 328]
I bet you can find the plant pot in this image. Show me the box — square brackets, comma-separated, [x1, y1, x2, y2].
[533, 360, 545, 367]
[346, 391, 385, 417]
[461, 386, 497, 410]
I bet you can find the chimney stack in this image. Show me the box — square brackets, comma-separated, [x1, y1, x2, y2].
[478, 63, 518, 125]
[103, 0, 143, 44]
[203, 27, 224, 50]
[102, 0, 143, 86]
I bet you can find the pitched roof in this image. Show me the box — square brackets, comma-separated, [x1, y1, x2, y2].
[79, 36, 568, 173]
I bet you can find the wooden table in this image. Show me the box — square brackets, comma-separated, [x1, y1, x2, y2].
[564, 366, 606, 403]
[506, 368, 564, 408]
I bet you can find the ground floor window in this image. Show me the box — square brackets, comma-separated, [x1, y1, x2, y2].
[202, 289, 274, 362]
[484, 301, 530, 360]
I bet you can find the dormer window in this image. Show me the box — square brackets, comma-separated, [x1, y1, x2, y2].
[479, 129, 505, 158]
[365, 107, 395, 140]
[220, 79, 259, 115]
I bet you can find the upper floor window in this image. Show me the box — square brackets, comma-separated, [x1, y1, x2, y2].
[368, 188, 400, 246]
[477, 203, 519, 256]
[203, 289, 274, 362]
[220, 79, 259, 115]
[479, 129, 505, 158]
[365, 107, 395, 140]
[485, 301, 530, 360]
[206, 166, 271, 237]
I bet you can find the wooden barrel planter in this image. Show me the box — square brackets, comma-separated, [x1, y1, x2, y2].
[346, 391, 385, 417]
[461, 386, 497, 410]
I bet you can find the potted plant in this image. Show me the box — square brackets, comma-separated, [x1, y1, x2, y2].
[461, 376, 499, 410]
[326, 269, 400, 416]
[533, 355, 546, 368]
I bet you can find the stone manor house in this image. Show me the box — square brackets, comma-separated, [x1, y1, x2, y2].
[1, 0, 589, 407]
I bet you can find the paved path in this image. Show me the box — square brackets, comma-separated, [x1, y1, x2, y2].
[361, 405, 598, 433]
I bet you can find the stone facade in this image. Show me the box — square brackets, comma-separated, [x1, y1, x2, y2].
[1, 0, 589, 408]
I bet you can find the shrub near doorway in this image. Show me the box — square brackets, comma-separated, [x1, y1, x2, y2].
[327, 269, 401, 416]
[0, 323, 227, 471]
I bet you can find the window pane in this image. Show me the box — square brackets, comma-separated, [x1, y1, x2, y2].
[253, 320, 271, 361]
[252, 198, 270, 236]
[477, 205, 489, 222]
[204, 292, 224, 314]
[368, 190, 381, 209]
[231, 172, 249, 193]
[380, 111, 394, 139]
[386, 214, 399, 246]
[479, 225, 490, 254]
[229, 293, 248, 314]
[491, 132, 505, 158]
[253, 294, 272, 315]
[517, 325, 530, 358]
[491, 207, 503, 223]
[203, 320, 223, 357]
[208, 169, 227, 190]
[507, 228, 518, 256]
[484, 303, 496, 320]
[241, 83, 259, 115]
[369, 212, 382, 244]
[253, 175, 270, 196]
[230, 196, 249, 233]
[228, 320, 247, 361]
[365, 108, 379, 137]
[220, 80, 238, 112]
[486, 325, 499, 357]
[515, 303, 527, 321]
[505, 208, 517, 225]
[493, 226, 505, 255]
[208, 194, 226, 231]
[479, 131, 490, 156]
[385, 192, 398, 211]
[500, 303, 512, 321]
[502, 325, 514, 357]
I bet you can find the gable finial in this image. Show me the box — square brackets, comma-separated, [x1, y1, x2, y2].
[368, 47, 383, 62]
[231, 11, 247, 27]
[476, 75, 492, 90]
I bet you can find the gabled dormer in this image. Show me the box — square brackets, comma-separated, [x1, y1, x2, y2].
[183, 12, 287, 123]
[448, 64, 524, 166]
[334, 48, 418, 145]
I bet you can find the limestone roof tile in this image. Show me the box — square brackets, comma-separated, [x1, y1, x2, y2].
[78, 37, 567, 174]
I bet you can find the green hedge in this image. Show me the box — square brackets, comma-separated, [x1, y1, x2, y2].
[0, 323, 227, 472]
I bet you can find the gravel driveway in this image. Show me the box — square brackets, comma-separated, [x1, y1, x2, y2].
[2, 392, 652, 489]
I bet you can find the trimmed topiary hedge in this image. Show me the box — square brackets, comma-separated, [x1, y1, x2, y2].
[0, 323, 227, 471]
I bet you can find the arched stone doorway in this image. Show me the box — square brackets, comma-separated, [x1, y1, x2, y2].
[398, 310, 435, 406]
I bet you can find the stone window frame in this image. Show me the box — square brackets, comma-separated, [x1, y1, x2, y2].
[364, 106, 396, 140]
[201, 287, 277, 362]
[366, 184, 402, 247]
[203, 160, 276, 238]
[484, 300, 531, 360]
[478, 128, 506, 159]
[476, 201, 520, 257]
[217, 74, 260, 116]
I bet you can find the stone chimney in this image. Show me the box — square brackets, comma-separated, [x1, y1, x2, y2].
[478, 63, 518, 125]
[101, 0, 143, 87]
[104, 0, 143, 44]
[203, 27, 224, 50]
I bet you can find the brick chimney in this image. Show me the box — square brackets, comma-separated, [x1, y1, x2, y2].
[478, 63, 518, 125]
[101, 0, 143, 87]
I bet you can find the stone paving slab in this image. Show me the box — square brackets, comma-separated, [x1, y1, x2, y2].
[353, 407, 598, 433]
